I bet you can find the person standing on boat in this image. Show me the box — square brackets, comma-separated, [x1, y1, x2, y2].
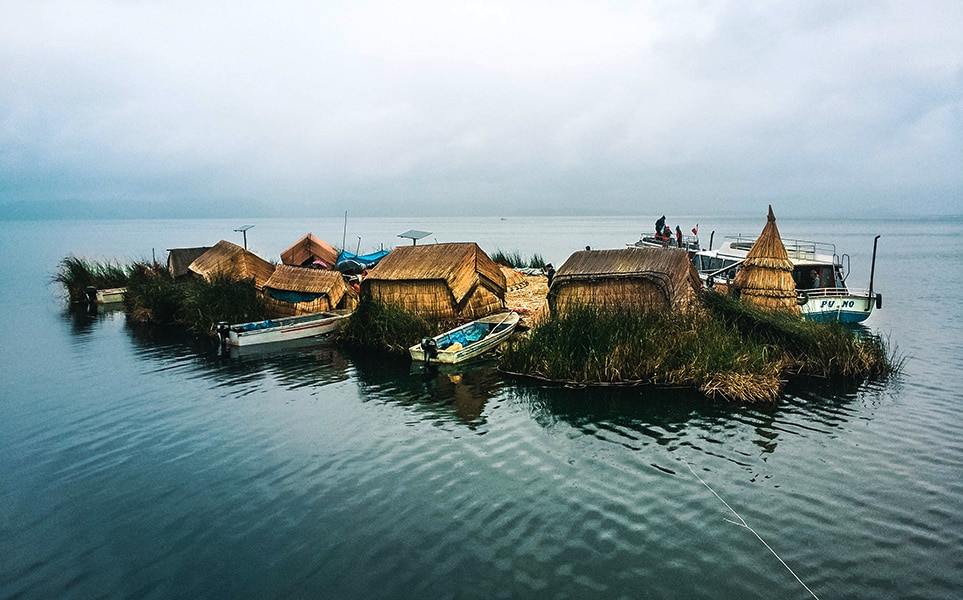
[655, 215, 666, 236]
[810, 269, 821, 288]
[675, 225, 683, 248]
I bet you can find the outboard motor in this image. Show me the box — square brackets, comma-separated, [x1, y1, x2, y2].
[216, 322, 231, 347]
[420, 337, 438, 361]
[84, 286, 98, 305]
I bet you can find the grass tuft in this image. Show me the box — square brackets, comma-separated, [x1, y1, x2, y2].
[491, 249, 547, 269]
[53, 255, 133, 302]
[501, 293, 898, 402]
[339, 296, 435, 354]
[124, 264, 267, 334]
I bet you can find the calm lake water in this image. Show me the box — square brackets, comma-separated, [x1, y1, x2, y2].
[1, 214, 961, 599]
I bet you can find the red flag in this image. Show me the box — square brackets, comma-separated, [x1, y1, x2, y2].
[691, 224, 699, 235]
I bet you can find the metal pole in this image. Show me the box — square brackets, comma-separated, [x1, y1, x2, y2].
[867, 235, 880, 311]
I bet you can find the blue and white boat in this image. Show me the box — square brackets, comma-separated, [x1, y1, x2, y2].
[410, 312, 520, 364]
[693, 235, 882, 324]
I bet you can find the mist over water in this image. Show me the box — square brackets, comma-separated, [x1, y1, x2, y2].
[1, 215, 961, 599]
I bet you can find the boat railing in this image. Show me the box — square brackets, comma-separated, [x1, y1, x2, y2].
[798, 286, 872, 299]
[636, 234, 700, 251]
[725, 235, 837, 262]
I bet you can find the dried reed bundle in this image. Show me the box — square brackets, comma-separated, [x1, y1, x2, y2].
[733, 206, 801, 314]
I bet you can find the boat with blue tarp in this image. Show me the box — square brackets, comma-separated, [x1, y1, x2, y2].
[410, 311, 520, 364]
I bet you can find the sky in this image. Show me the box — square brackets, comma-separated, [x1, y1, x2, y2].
[1, 0, 961, 219]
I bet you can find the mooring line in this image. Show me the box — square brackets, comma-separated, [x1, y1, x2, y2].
[684, 461, 821, 600]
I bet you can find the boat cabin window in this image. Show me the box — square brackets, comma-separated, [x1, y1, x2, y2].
[792, 266, 840, 289]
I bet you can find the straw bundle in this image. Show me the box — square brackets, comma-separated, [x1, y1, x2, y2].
[733, 206, 801, 314]
[188, 240, 276, 290]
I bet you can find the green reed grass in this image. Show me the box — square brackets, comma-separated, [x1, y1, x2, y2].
[54, 255, 133, 301]
[339, 297, 435, 354]
[491, 249, 547, 269]
[124, 262, 183, 324]
[502, 305, 772, 387]
[124, 264, 267, 333]
[699, 291, 897, 378]
[180, 273, 267, 334]
[501, 293, 897, 401]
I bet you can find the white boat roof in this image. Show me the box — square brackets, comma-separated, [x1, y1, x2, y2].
[707, 236, 839, 265]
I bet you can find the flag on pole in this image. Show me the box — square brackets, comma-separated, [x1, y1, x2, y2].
[692, 224, 699, 235]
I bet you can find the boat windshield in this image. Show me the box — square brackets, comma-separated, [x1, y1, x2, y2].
[693, 254, 741, 277]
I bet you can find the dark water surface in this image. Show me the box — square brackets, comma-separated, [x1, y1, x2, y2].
[1, 215, 961, 599]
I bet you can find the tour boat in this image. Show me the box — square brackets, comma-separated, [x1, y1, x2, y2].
[693, 235, 882, 323]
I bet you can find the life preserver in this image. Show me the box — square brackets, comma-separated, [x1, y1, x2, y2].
[796, 291, 809, 306]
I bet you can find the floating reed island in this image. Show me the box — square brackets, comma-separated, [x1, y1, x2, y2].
[55, 210, 898, 402]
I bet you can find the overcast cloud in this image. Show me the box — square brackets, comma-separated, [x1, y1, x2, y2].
[1, 0, 961, 218]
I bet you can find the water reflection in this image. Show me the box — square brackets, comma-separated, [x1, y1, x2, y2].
[350, 352, 505, 429]
[123, 322, 351, 388]
[62, 302, 122, 336]
[506, 375, 875, 465]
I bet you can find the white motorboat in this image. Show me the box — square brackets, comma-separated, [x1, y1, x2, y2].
[217, 310, 352, 347]
[693, 235, 882, 323]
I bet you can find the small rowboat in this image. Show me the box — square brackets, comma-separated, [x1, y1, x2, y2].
[409, 311, 520, 364]
[84, 286, 127, 305]
[217, 309, 351, 347]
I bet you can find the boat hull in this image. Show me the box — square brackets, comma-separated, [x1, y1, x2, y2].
[409, 312, 520, 364]
[693, 235, 881, 324]
[226, 310, 351, 346]
[96, 287, 127, 304]
[799, 290, 876, 324]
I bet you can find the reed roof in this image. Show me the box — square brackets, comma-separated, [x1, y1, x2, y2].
[280, 233, 338, 268]
[167, 246, 211, 278]
[500, 265, 526, 290]
[188, 240, 276, 289]
[552, 247, 701, 308]
[733, 206, 801, 313]
[555, 247, 698, 284]
[265, 264, 346, 293]
[264, 264, 351, 307]
[365, 242, 506, 303]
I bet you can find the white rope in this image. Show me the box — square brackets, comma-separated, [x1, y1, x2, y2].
[684, 461, 821, 600]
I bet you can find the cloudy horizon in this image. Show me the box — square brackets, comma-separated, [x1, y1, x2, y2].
[2, 0, 961, 219]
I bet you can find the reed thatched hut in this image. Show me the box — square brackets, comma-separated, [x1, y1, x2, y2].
[167, 247, 212, 281]
[732, 206, 801, 314]
[188, 240, 276, 290]
[262, 264, 357, 317]
[280, 233, 339, 269]
[362, 242, 506, 319]
[548, 247, 701, 316]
